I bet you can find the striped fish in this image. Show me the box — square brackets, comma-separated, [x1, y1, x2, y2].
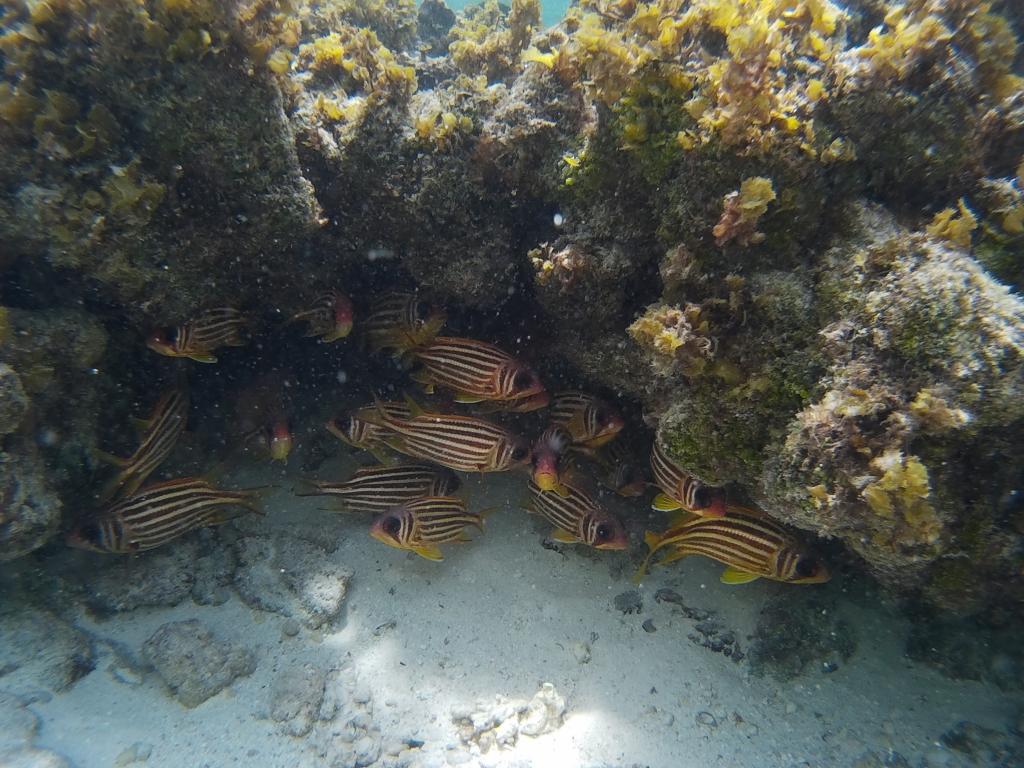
[326, 401, 412, 457]
[288, 290, 353, 342]
[597, 438, 648, 497]
[410, 336, 545, 406]
[635, 508, 831, 585]
[649, 439, 725, 517]
[362, 293, 445, 356]
[550, 391, 625, 449]
[369, 496, 485, 561]
[146, 307, 248, 363]
[67, 478, 264, 554]
[525, 478, 628, 550]
[298, 463, 460, 514]
[531, 424, 573, 495]
[97, 388, 189, 501]
[369, 397, 530, 473]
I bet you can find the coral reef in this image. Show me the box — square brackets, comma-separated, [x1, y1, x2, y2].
[452, 682, 567, 752]
[142, 619, 256, 708]
[0, 606, 95, 693]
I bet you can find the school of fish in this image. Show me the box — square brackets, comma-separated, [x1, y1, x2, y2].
[68, 290, 830, 585]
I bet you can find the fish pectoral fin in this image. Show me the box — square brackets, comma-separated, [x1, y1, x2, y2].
[550, 528, 579, 544]
[720, 567, 761, 585]
[453, 393, 485, 404]
[652, 493, 683, 512]
[554, 482, 572, 498]
[668, 510, 701, 528]
[643, 530, 662, 552]
[188, 353, 219, 363]
[412, 544, 444, 561]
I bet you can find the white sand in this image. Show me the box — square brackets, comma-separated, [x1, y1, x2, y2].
[18, 453, 1023, 768]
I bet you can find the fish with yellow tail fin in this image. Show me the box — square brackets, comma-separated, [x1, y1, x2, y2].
[530, 424, 573, 497]
[146, 307, 249, 363]
[243, 416, 294, 464]
[410, 336, 546, 409]
[369, 496, 486, 561]
[362, 293, 446, 358]
[297, 462, 460, 514]
[365, 395, 531, 473]
[288, 290, 354, 342]
[549, 391, 625, 450]
[634, 508, 831, 585]
[524, 478, 628, 550]
[97, 388, 189, 502]
[325, 401, 412, 462]
[67, 477, 265, 554]
[649, 439, 726, 517]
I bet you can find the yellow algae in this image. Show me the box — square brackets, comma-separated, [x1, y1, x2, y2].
[522, 46, 556, 68]
[266, 48, 291, 74]
[628, 303, 715, 378]
[806, 78, 824, 101]
[713, 176, 776, 247]
[910, 389, 969, 432]
[926, 199, 977, 250]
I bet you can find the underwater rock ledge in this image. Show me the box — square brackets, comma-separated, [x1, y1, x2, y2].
[0, 0, 1022, 621]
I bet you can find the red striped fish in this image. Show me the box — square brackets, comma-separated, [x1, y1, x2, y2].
[298, 463, 460, 514]
[67, 478, 264, 554]
[649, 439, 725, 517]
[524, 478, 628, 550]
[362, 293, 445, 357]
[635, 508, 830, 585]
[411, 336, 545, 407]
[146, 308, 248, 363]
[597, 438, 648, 497]
[531, 424, 572, 496]
[97, 388, 189, 501]
[550, 391, 625, 449]
[369, 496, 485, 561]
[326, 401, 412, 458]
[288, 290, 353, 342]
[369, 397, 530, 473]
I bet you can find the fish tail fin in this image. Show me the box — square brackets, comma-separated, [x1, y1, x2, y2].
[632, 530, 664, 583]
[96, 472, 129, 504]
[95, 449, 130, 468]
[234, 486, 273, 516]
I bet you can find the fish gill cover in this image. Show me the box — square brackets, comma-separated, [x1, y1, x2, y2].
[0, 0, 1022, 629]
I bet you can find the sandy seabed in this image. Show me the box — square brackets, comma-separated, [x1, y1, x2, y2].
[4, 453, 1021, 768]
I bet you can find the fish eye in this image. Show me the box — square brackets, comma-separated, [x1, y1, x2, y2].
[413, 300, 430, 321]
[595, 523, 611, 541]
[511, 446, 528, 461]
[795, 557, 818, 578]
[513, 371, 534, 390]
[443, 475, 462, 494]
[382, 516, 402, 536]
[693, 486, 711, 509]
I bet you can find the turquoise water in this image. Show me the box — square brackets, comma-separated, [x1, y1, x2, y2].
[442, 0, 571, 28]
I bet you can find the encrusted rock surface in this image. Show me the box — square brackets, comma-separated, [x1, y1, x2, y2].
[452, 682, 567, 752]
[0, 448, 62, 562]
[141, 619, 255, 708]
[0, 608, 95, 693]
[233, 534, 351, 629]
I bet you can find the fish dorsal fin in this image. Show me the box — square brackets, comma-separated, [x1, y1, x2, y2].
[412, 543, 444, 561]
[551, 528, 578, 544]
[720, 567, 760, 585]
[652, 493, 683, 512]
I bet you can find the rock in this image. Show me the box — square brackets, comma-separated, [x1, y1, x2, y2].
[612, 590, 642, 614]
[749, 595, 855, 681]
[268, 664, 327, 737]
[907, 615, 1024, 691]
[0, 747, 73, 768]
[81, 541, 198, 615]
[141, 619, 255, 708]
[0, 364, 28, 436]
[233, 535, 352, 629]
[940, 721, 1021, 766]
[0, 609, 95, 693]
[570, 642, 591, 665]
[453, 683, 567, 749]
[0, 447, 62, 562]
[0, 691, 39, 751]
[113, 742, 152, 767]
[308, 669, 382, 768]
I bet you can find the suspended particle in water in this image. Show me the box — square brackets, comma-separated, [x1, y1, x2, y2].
[553, 212, 564, 227]
[336, 370, 348, 384]
[366, 246, 396, 261]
